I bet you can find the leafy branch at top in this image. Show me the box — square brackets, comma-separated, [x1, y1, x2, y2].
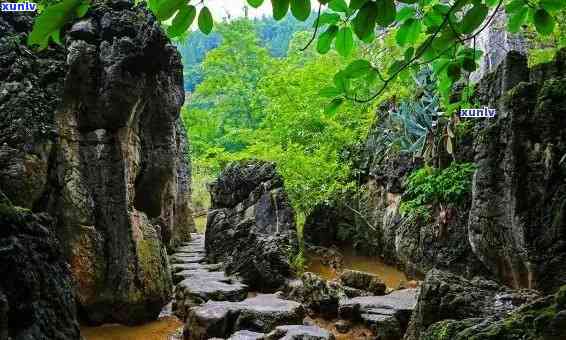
[27, 0, 566, 107]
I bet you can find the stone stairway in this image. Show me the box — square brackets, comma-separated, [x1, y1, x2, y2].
[171, 233, 248, 320]
[169, 233, 335, 340]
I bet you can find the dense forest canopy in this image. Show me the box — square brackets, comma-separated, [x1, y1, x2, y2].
[176, 14, 314, 91]
[184, 17, 374, 219]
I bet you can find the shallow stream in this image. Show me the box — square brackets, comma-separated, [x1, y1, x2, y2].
[306, 247, 410, 289]
[82, 243, 409, 339]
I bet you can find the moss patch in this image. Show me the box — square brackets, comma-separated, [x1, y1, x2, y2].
[423, 286, 566, 340]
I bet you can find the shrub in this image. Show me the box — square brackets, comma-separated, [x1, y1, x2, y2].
[400, 162, 476, 219]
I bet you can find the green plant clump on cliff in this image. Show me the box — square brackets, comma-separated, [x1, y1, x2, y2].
[400, 162, 476, 219]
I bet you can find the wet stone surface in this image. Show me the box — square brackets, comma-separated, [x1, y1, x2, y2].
[171, 234, 249, 321]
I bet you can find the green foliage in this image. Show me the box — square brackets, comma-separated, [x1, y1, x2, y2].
[28, 0, 566, 112]
[28, 0, 90, 49]
[184, 21, 371, 227]
[371, 68, 440, 161]
[526, 9, 566, 66]
[178, 15, 312, 92]
[400, 162, 476, 219]
[290, 248, 307, 274]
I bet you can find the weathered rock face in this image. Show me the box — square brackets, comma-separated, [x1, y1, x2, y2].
[0, 2, 194, 325]
[0, 201, 81, 339]
[284, 273, 347, 318]
[404, 269, 541, 340]
[206, 160, 298, 291]
[339, 270, 386, 296]
[468, 50, 566, 293]
[0, 13, 64, 210]
[345, 50, 566, 292]
[469, 8, 527, 82]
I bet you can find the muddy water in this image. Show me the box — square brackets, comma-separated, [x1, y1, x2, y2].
[306, 247, 409, 289]
[81, 316, 182, 340]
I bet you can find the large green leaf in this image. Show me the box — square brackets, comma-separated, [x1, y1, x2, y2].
[247, 0, 265, 8]
[446, 62, 461, 82]
[508, 6, 528, 32]
[423, 10, 443, 28]
[344, 59, 373, 78]
[533, 8, 555, 35]
[198, 7, 214, 34]
[349, 0, 369, 10]
[376, 0, 396, 27]
[76, 3, 89, 17]
[319, 86, 343, 97]
[335, 26, 354, 57]
[506, 0, 525, 14]
[167, 4, 196, 38]
[317, 12, 341, 26]
[291, 0, 311, 21]
[317, 25, 339, 53]
[272, 0, 291, 20]
[333, 71, 350, 91]
[325, 98, 344, 114]
[396, 7, 416, 22]
[396, 18, 421, 46]
[328, 0, 349, 13]
[461, 3, 489, 34]
[352, 1, 377, 39]
[156, 0, 185, 21]
[28, 0, 83, 49]
[541, 0, 566, 12]
[461, 56, 477, 72]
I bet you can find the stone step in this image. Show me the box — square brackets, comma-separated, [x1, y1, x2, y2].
[171, 262, 222, 273]
[338, 288, 418, 320]
[172, 268, 236, 285]
[175, 246, 205, 253]
[173, 279, 248, 320]
[183, 294, 306, 340]
[338, 288, 418, 338]
[223, 325, 335, 340]
[170, 254, 206, 264]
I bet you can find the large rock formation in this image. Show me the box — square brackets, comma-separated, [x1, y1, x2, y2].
[206, 160, 298, 291]
[404, 269, 540, 340]
[333, 49, 566, 292]
[0, 199, 81, 339]
[469, 8, 527, 82]
[0, 1, 194, 326]
[468, 50, 566, 293]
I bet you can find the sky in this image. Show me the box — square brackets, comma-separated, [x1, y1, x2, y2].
[204, 0, 273, 20]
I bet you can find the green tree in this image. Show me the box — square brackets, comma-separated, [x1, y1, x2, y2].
[184, 19, 273, 158]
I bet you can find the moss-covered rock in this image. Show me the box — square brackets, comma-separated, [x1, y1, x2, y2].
[421, 285, 566, 340]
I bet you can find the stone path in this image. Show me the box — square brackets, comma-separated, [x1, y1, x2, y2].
[169, 233, 334, 340]
[171, 234, 249, 321]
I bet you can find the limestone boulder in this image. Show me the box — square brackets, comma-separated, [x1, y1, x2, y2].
[183, 294, 305, 340]
[206, 161, 298, 291]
